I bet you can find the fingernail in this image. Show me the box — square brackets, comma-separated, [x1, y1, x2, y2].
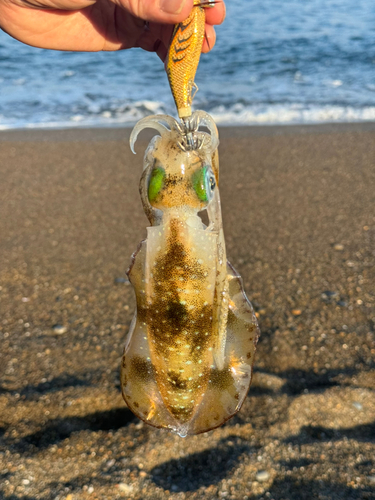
[160, 0, 186, 15]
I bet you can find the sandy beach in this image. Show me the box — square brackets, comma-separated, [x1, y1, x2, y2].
[0, 123, 374, 500]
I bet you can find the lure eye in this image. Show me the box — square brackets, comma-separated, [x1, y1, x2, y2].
[148, 166, 166, 203]
[192, 166, 215, 203]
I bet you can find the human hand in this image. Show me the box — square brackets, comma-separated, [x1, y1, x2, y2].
[0, 0, 225, 59]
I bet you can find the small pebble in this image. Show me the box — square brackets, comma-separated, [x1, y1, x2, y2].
[52, 324, 67, 335]
[255, 470, 270, 482]
[321, 291, 338, 301]
[337, 300, 348, 307]
[291, 309, 302, 316]
[367, 476, 375, 483]
[87, 486, 94, 494]
[114, 277, 129, 284]
[334, 243, 344, 251]
[352, 402, 363, 410]
[118, 483, 133, 494]
[22, 479, 30, 485]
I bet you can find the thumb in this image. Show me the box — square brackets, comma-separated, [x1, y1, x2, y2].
[116, 0, 194, 23]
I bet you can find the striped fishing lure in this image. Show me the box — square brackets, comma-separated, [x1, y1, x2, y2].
[121, 112, 260, 436]
[165, 0, 210, 119]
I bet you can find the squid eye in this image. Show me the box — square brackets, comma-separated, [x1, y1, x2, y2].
[192, 166, 215, 203]
[148, 166, 165, 203]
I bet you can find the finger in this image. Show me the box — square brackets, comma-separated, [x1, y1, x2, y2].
[156, 41, 168, 61]
[204, 1, 225, 26]
[112, 0, 194, 24]
[8, 0, 96, 10]
[201, 23, 215, 53]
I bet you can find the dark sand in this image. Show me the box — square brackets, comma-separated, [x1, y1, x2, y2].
[0, 123, 374, 500]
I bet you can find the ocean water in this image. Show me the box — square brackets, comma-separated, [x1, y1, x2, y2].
[0, 0, 375, 129]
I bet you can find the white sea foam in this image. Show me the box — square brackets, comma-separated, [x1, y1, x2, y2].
[209, 103, 375, 126]
[1, 103, 375, 131]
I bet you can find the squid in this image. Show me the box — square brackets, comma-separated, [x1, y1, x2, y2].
[121, 111, 260, 436]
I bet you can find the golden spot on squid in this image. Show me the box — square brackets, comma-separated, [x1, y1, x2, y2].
[210, 367, 233, 389]
[129, 356, 153, 382]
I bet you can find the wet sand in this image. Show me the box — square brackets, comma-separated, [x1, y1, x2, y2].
[0, 123, 374, 500]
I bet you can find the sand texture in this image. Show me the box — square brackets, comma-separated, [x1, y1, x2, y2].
[0, 123, 374, 500]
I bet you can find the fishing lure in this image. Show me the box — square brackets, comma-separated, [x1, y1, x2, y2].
[165, 0, 208, 120]
[121, 112, 260, 436]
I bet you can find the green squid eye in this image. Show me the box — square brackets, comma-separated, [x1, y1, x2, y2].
[148, 167, 165, 203]
[192, 166, 215, 202]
